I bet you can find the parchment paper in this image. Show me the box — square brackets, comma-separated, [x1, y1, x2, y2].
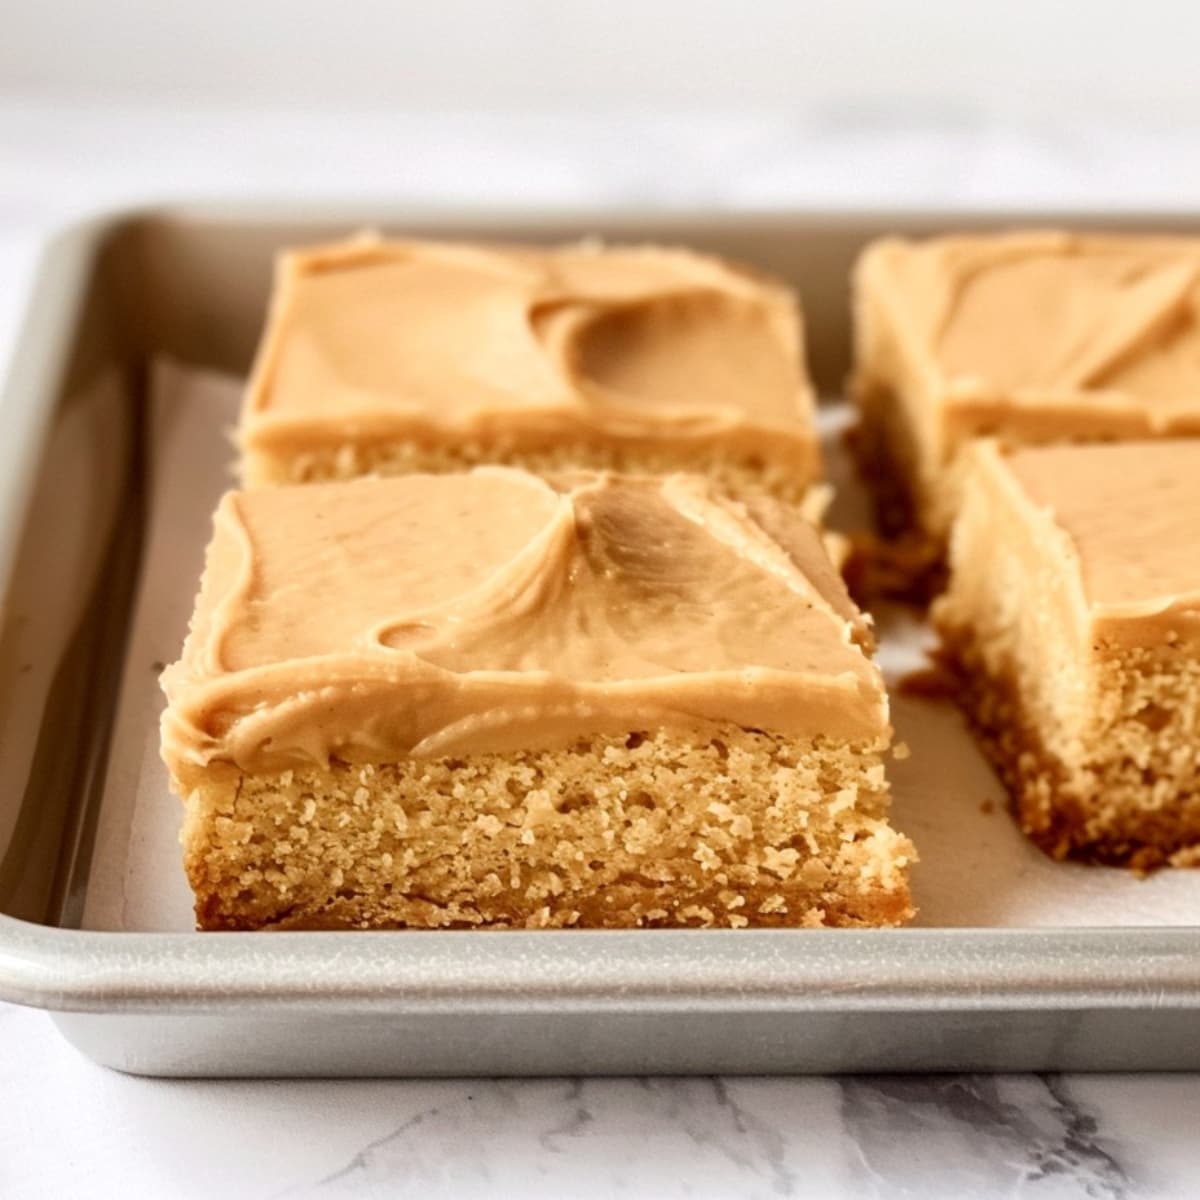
[80, 361, 1200, 929]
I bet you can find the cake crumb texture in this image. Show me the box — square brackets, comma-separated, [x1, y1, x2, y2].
[939, 628, 1200, 867]
[243, 435, 815, 506]
[184, 726, 914, 931]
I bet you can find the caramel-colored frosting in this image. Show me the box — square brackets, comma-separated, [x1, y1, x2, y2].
[962, 439, 1200, 646]
[858, 231, 1200, 440]
[241, 235, 818, 474]
[161, 469, 885, 784]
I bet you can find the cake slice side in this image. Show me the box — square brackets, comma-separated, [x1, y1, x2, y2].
[185, 726, 910, 931]
[163, 469, 915, 930]
[934, 439, 1200, 865]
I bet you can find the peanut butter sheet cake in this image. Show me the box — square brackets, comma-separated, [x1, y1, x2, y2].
[161, 469, 914, 930]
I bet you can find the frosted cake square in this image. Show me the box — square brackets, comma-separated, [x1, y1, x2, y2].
[935, 439, 1200, 867]
[239, 236, 821, 503]
[160, 468, 913, 930]
[853, 231, 1200, 548]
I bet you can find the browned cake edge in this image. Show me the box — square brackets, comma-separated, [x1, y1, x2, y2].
[935, 624, 1200, 870]
[180, 726, 915, 931]
[844, 379, 947, 603]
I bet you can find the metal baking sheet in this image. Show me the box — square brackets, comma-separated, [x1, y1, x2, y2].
[3, 205, 1200, 1076]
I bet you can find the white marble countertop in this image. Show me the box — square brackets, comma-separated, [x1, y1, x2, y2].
[4, 102, 1200, 1199]
[5, 1003, 1199, 1199]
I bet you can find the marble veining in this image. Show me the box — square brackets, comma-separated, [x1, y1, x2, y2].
[842, 1076, 1129, 1198]
[288, 1078, 835, 1199]
[203, 1072, 1173, 1200]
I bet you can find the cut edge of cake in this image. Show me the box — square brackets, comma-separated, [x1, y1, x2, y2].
[183, 725, 914, 931]
[933, 438, 1200, 868]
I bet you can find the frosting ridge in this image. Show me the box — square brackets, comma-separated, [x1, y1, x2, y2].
[161, 470, 885, 783]
[958, 439, 1200, 648]
[861, 231, 1200, 435]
